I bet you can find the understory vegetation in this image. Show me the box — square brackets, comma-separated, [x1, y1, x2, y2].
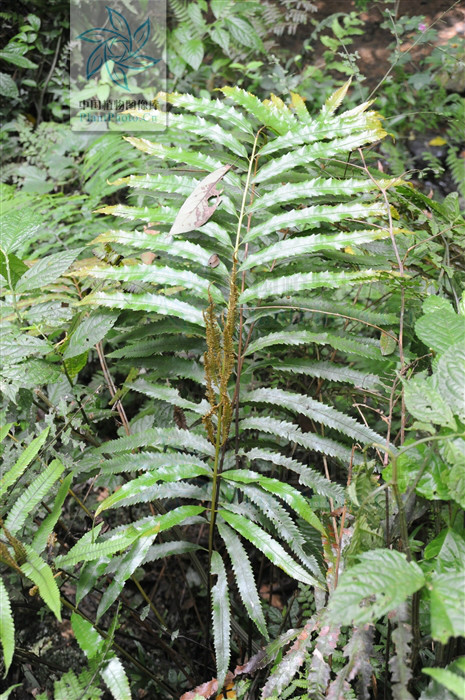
[0, 1, 464, 698]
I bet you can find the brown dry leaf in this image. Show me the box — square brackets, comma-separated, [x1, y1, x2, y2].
[170, 165, 231, 236]
[96, 487, 110, 502]
[141, 252, 157, 265]
[259, 584, 284, 610]
[179, 671, 234, 700]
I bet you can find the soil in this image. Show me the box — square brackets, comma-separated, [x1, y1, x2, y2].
[291, 0, 465, 87]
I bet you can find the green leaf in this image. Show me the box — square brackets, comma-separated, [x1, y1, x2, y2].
[5, 458, 64, 535]
[0, 209, 43, 253]
[94, 427, 214, 457]
[422, 668, 465, 699]
[244, 447, 345, 503]
[0, 685, 21, 699]
[32, 474, 72, 554]
[0, 427, 49, 498]
[240, 228, 400, 270]
[273, 359, 380, 389]
[226, 16, 263, 50]
[328, 550, 425, 625]
[0, 50, 38, 68]
[57, 507, 204, 566]
[79, 290, 205, 327]
[415, 310, 465, 354]
[63, 311, 119, 359]
[101, 451, 210, 476]
[0, 250, 28, 287]
[63, 351, 88, 380]
[57, 533, 145, 568]
[223, 469, 326, 535]
[0, 334, 51, 362]
[159, 92, 254, 134]
[100, 657, 131, 700]
[403, 373, 455, 428]
[221, 86, 292, 135]
[429, 570, 465, 643]
[0, 577, 14, 676]
[210, 551, 231, 691]
[437, 342, 465, 419]
[15, 249, 82, 293]
[448, 461, 465, 509]
[71, 612, 103, 659]
[95, 468, 209, 515]
[217, 521, 268, 639]
[322, 79, 352, 115]
[243, 387, 385, 446]
[0, 424, 13, 444]
[83, 263, 224, 303]
[244, 202, 386, 243]
[93, 229, 228, 275]
[20, 545, 61, 620]
[0, 72, 18, 98]
[240, 416, 363, 465]
[97, 533, 158, 620]
[255, 131, 386, 182]
[239, 269, 390, 304]
[177, 38, 204, 70]
[248, 179, 398, 213]
[129, 379, 208, 415]
[219, 509, 323, 587]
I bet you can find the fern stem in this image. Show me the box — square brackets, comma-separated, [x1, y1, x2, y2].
[131, 575, 167, 628]
[234, 129, 262, 254]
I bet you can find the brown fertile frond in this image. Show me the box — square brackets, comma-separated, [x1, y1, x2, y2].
[1, 520, 27, 565]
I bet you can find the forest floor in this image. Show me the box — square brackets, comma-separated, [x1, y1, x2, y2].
[291, 0, 465, 87]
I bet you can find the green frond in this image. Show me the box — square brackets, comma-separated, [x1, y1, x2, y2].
[219, 509, 323, 588]
[244, 202, 386, 242]
[91, 230, 230, 274]
[100, 452, 210, 476]
[256, 130, 387, 181]
[158, 92, 254, 134]
[273, 359, 381, 389]
[243, 447, 345, 503]
[20, 546, 61, 620]
[217, 521, 268, 639]
[239, 269, 391, 304]
[221, 86, 296, 134]
[223, 469, 326, 534]
[32, 474, 72, 554]
[0, 427, 49, 499]
[240, 228, 403, 270]
[129, 110, 249, 158]
[93, 427, 214, 457]
[243, 388, 385, 446]
[240, 416, 363, 464]
[210, 551, 231, 691]
[244, 330, 384, 361]
[96, 534, 158, 621]
[79, 291, 206, 327]
[95, 472, 210, 515]
[128, 379, 209, 414]
[5, 459, 64, 536]
[81, 263, 225, 303]
[0, 577, 14, 675]
[248, 178, 399, 212]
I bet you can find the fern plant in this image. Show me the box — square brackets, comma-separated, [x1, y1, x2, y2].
[39, 81, 410, 689]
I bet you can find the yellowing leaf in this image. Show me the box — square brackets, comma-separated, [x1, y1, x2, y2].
[428, 136, 447, 146]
